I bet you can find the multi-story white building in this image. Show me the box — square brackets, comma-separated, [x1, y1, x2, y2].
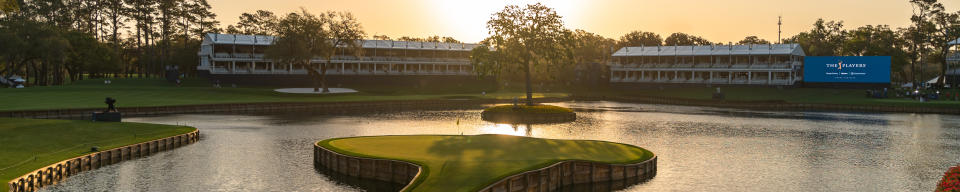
[608, 44, 806, 86]
[947, 38, 960, 86]
[196, 33, 485, 86]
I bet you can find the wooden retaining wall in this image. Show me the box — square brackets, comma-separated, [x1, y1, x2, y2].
[477, 157, 657, 192]
[6, 130, 200, 192]
[480, 111, 576, 124]
[0, 98, 568, 120]
[314, 141, 656, 192]
[575, 96, 960, 114]
[313, 144, 420, 192]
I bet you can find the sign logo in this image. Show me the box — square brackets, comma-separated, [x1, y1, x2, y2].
[804, 56, 891, 83]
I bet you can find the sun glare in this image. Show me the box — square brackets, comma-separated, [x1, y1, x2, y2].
[430, 0, 580, 43]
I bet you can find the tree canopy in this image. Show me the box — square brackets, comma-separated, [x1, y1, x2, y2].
[617, 30, 662, 47]
[664, 32, 713, 46]
[737, 36, 771, 45]
[481, 3, 572, 105]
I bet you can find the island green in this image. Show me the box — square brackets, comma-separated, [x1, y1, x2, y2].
[317, 134, 654, 192]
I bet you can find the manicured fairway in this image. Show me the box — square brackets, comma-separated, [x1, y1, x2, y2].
[0, 118, 196, 191]
[0, 78, 567, 111]
[318, 135, 655, 192]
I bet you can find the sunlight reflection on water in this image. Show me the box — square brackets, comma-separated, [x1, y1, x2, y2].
[40, 101, 960, 192]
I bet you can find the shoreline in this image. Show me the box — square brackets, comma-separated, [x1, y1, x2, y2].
[6, 129, 200, 192]
[572, 96, 960, 114]
[3, 95, 959, 122]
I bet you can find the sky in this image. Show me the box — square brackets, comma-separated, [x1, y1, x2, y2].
[208, 0, 960, 43]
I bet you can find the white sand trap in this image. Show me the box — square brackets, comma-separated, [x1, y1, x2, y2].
[274, 88, 359, 94]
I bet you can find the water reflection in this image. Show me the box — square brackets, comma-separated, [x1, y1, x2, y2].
[40, 101, 960, 192]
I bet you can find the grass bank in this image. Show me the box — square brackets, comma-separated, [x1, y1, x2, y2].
[0, 118, 196, 191]
[317, 134, 654, 192]
[0, 78, 567, 112]
[482, 104, 573, 114]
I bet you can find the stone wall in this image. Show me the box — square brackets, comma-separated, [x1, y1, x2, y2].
[7, 130, 200, 192]
[0, 98, 569, 120]
[313, 144, 420, 191]
[477, 157, 657, 192]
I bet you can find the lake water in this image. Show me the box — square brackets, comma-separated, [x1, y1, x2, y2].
[40, 101, 960, 191]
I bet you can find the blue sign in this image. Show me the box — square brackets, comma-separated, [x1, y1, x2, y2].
[803, 56, 891, 83]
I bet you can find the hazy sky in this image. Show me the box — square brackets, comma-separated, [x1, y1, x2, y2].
[209, 0, 960, 43]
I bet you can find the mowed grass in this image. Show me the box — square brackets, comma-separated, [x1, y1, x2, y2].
[0, 118, 196, 192]
[0, 78, 567, 112]
[318, 135, 654, 192]
[593, 87, 960, 108]
[482, 104, 573, 114]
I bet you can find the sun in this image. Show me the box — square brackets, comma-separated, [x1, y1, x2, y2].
[429, 0, 580, 43]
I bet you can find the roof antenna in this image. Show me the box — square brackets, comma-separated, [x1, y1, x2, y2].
[778, 15, 783, 44]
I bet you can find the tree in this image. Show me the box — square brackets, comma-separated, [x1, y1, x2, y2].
[1, 0, 19, 14]
[909, 0, 960, 87]
[372, 34, 390, 40]
[568, 29, 614, 87]
[228, 10, 276, 35]
[844, 25, 911, 81]
[266, 9, 326, 92]
[397, 35, 459, 43]
[664, 32, 713, 46]
[737, 36, 770, 45]
[470, 39, 501, 80]
[784, 19, 846, 56]
[617, 30, 662, 48]
[317, 11, 365, 93]
[485, 3, 572, 105]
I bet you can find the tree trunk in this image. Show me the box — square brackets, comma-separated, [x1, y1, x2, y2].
[322, 60, 330, 93]
[525, 60, 533, 105]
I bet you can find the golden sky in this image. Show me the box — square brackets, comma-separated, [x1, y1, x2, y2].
[209, 0, 959, 43]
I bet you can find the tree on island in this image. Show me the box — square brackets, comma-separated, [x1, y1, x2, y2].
[475, 3, 572, 105]
[266, 9, 364, 93]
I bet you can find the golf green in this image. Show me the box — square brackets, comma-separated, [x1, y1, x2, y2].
[317, 134, 655, 192]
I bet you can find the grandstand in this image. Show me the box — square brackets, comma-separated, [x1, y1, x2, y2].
[196, 33, 484, 86]
[608, 44, 805, 86]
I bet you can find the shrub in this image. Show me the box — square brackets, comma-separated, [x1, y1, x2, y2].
[937, 165, 960, 192]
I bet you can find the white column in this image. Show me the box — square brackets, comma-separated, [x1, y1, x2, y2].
[727, 72, 732, 84]
[768, 71, 772, 84]
[748, 72, 752, 84]
[231, 61, 236, 74]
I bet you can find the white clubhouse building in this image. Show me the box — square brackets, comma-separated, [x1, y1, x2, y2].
[197, 33, 478, 77]
[609, 44, 806, 86]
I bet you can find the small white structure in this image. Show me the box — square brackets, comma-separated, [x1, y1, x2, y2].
[609, 44, 805, 85]
[274, 88, 358, 94]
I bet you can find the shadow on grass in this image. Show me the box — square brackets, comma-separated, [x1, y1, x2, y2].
[422, 134, 652, 191]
